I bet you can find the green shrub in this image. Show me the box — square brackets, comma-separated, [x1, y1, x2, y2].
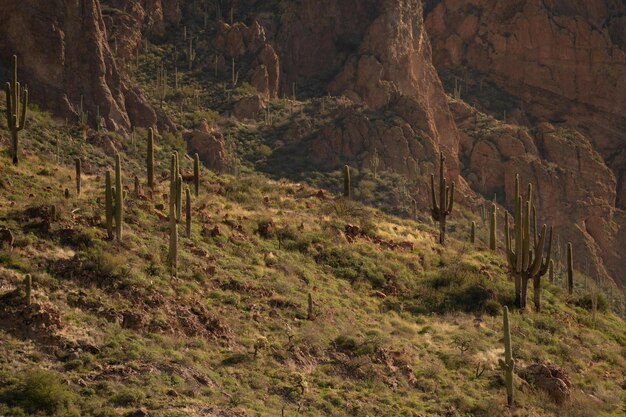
[0, 369, 76, 414]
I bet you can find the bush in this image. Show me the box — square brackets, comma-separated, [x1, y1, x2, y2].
[0, 369, 76, 414]
[575, 293, 608, 312]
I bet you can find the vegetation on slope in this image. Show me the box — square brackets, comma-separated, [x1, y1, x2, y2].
[0, 96, 624, 417]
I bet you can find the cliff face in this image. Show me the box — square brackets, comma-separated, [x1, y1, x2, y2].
[426, 0, 626, 286]
[0, 0, 157, 131]
[426, 0, 626, 208]
[277, 0, 461, 175]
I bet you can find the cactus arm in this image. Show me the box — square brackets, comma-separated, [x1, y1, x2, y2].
[447, 182, 455, 213]
[514, 196, 523, 272]
[5, 83, 13, 126]
[539, 227, 553, 275]
[529, 225, 547, 277]
[18, 87, 27, 130]
[522, 201, 531, 271]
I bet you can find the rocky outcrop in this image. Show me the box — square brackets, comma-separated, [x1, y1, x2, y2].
[425, 0, 626, 208]
[0, 0, 157, 132]
[186, 120, 228, 173]
[214, 21, 280, 98]
[521, 363, 572, 404]
[277, 0, 461, 176]
[452, 99, 623, 286]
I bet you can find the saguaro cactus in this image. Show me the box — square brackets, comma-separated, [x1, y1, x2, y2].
[105, 170, 114, 239]
[343, 165, 351, 199]
[185, 187, 192, 238]
[193, 153, 200, 197]
[567, 242, 574, 295]
[114, 154, 123, 241]
[499, 306, 515, 407]
[503, 174, 553, 310]
[470, 221, 476, 244]
[168, 214, 178, 275]
[25, 274, 32, 306]
[75, 158, 82, 196]
[5, 55, 28, 165]
[489, 203, 497, 250]
[169, 152, 179, 220]
[430, 152, 455, 245]
[147, 128, 155, 189]
[176, 175, 183, 222]
[307, 293, 314, 320]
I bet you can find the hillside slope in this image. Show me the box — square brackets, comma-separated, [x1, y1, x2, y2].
[0, 96, 625, 416]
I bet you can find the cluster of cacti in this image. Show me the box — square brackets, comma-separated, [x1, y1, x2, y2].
[567, 242, 574, 295]
[489, 203, 497, 250]
[147, 128, 155, 189]
[498, 306, 515, 407]
[5, 55, 28, 165]
[429, 152, 455, 245]
[75, 158, 82, 196]
[503, 174, 553, 311]
[343, 165, 351, 199]
[193, 153, 200, 197]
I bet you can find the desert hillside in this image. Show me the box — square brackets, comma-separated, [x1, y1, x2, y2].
[0, 1, 624, 416]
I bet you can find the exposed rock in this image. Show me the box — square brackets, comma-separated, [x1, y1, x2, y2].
[426, 0, 626, 207]
[186, 120, 228, 173]
[452, 100, 622, 286]
[0, 0, 157, 131]
[232, 95, 266, 119]
[215, 21, 280, 97]
[277, 0, 460, 174]
[521, 363, 572, 404]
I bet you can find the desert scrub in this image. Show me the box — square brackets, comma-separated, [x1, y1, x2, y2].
[0, 369, 77, 415]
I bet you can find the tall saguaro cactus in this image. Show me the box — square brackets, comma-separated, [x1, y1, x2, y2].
[168, 213, 178, 275]
[5, 55, 28, 165]
[489, 203, 497, 250]
[193, 153, 200, 197]
[75, 158, 82, 196]
[470, 221, 476, 244]
[147, 128, 155, 189]
[343, 165, 351, 199]
[114, 154, 123, 241]
[567, 242, 574, 295]
[499, 306, 515, 407]
[176, 175, 183, 222]
[430, 152, 455, 245]
[169, 152, 179, 220]
[105, 170, 114, 239]
[185, 187, 192, 238]
[503, 175, 553, 310]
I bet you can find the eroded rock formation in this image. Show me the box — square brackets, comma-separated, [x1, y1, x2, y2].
[0, 0, 157, 131]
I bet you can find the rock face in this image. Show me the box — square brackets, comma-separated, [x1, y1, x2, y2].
[277, 0, 461, 175]
[186, 120, 228, 173]
[426, 0, 626, 208]
[452, 99, 622, 287]
[0, 0, 157, 131]
[214, 21, 281, 98]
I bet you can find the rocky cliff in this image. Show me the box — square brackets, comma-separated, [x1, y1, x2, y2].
[426, 0, 626, 286]
[0, 0, 158, 131]
[426, 0, 626, 207]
